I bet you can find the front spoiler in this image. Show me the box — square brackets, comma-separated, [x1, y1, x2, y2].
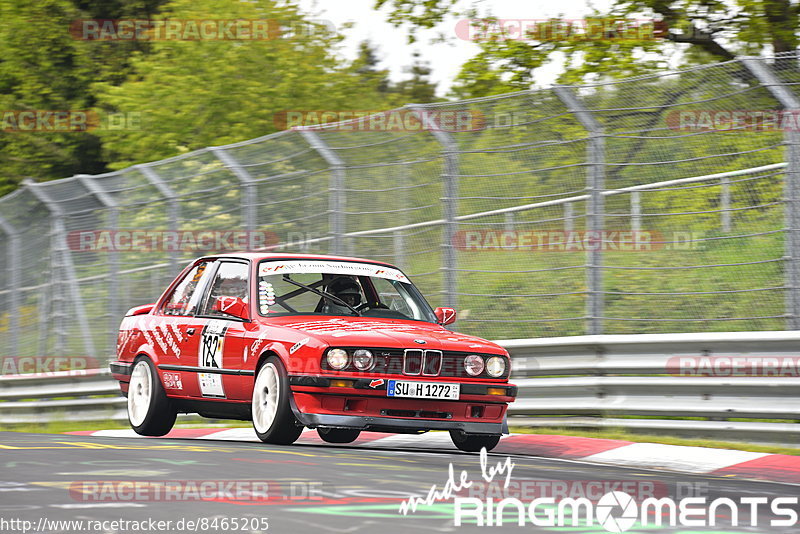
[289, 396, 507, 435]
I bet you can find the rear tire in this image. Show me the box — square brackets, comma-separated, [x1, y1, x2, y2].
[449, 430, 501, 452]
[317, 427, 360, 444]
[127, 357, 176, 436]
[252, 356, 303, 445]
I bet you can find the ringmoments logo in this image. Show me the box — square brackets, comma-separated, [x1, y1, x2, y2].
[398, 449, 799, 531]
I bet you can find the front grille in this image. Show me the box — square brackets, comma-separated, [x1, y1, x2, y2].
[422, 350, 442, 376]
[403, 349, 423, 375]
[403, 349, 442, 376]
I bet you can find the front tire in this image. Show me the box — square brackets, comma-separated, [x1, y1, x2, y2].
[252, 356, 303, 445]
[127, 357, 176, 436]
[317, 427, 360, 443]
[450, 430, 501, 452]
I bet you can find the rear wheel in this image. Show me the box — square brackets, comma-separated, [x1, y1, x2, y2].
[317, 427, 360, 444]
[252, 356, 303, 445]
[449, 430, 501, 452]
[127, 357, 176, 436]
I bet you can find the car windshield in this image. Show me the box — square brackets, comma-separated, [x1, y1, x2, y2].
[257, 260, 436, 322]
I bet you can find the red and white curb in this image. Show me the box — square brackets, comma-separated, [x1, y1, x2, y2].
[66, 428, 800, 484]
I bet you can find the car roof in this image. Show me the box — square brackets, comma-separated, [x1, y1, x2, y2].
[200, 252, 400, 268]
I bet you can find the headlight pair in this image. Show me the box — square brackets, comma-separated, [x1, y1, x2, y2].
[464, 354, 506, 377]
[326, 348, 374, 371]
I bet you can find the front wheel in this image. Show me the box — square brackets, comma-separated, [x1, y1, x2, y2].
[449, 430, 501, 452]
[317, 427, 360, 443]
[252, 356, 303, 445]
[127, 357, 176, 436]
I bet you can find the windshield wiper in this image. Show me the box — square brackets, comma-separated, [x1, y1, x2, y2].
[282, 274, 362, 316]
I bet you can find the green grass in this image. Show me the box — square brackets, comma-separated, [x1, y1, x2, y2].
[0, 418, 252, 434]
[0, 419, 132, 434]
[510, 426, 800, 456]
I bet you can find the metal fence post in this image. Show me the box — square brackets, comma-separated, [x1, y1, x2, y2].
[720, 177, 731, 232]
[210, 147, 257, 235]
[741, 57, 800, 330]
[564, 203, 575, 232]
[22, 179, 97, 359]
[136, 164, 181, 278]
[409, 106, 460, 311]
[554, 86, 605, 335]
[0, 216, 20, 357]
[299, 130, 345, 255]
[630, 192, 642, 233]
[76, 174, 120, 357]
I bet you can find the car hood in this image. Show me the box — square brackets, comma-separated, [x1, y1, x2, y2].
[266, 316, 504, 354]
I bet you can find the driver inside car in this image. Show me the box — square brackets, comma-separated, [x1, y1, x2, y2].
[322, 276, 363, 315]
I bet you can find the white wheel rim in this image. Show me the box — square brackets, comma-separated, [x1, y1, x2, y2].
[128, 361, 152, 427]
[252, 363, 280, 433]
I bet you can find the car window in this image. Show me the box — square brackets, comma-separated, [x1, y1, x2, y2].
[369, 277, 419, 318]
[161, 261, 212, 316]
[255, 260, 436, 322]
[200, 261, 250, 317]
[259, 272, 329, 315]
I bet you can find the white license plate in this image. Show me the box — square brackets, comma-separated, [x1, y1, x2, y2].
[387, 380, 460, 400]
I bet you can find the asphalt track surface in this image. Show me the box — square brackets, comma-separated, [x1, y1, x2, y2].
[0, 431, 798, 534]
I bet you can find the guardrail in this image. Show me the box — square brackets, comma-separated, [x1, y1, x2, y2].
[2, 331, 798, 444]
[498, 331, 800, 444]
[0, 369, 125, 424]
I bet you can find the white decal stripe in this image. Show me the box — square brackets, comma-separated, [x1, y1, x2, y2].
[258, 260, 409, 283]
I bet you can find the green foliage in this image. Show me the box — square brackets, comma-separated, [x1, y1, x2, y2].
[377, 0, 800, 97]
[0, 0, 100, 195]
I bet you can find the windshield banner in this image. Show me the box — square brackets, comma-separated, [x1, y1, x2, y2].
[258, 260, 409, 283]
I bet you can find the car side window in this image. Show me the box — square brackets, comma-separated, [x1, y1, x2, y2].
[369, 277, 417, 318]
[161, 261, 211, 316]
[200, 261, 250, 318]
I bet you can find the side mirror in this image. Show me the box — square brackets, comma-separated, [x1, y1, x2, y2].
[212, 296, 249, 320]
[434, 307, 457, 326]
[126, 304, 154, 316]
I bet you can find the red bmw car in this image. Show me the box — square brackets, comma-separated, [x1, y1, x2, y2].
[110, 253, 517, 452]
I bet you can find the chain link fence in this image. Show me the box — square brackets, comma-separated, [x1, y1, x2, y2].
[2, 54, 800, 360]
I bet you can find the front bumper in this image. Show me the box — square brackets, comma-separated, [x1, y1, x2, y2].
[288, 374, 515, 435]
[290, 406, 506, 434]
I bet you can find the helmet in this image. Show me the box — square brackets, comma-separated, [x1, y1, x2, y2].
[325, 277, 362, 311]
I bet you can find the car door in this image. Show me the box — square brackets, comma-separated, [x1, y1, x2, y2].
[154, 259, 216, 398]
[191, 259, 251, 401]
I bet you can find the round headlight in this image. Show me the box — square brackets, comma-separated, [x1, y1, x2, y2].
[486, 356, 506, 377]
[352, 349, 374, 370]
[464, 355, 484, 376]
[327, 348, 349, 370]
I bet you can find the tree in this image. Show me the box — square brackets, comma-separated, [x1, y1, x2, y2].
[0, 0, 171, 196]
[93, 2, 439, 169]
[376, 0, 800, 97]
